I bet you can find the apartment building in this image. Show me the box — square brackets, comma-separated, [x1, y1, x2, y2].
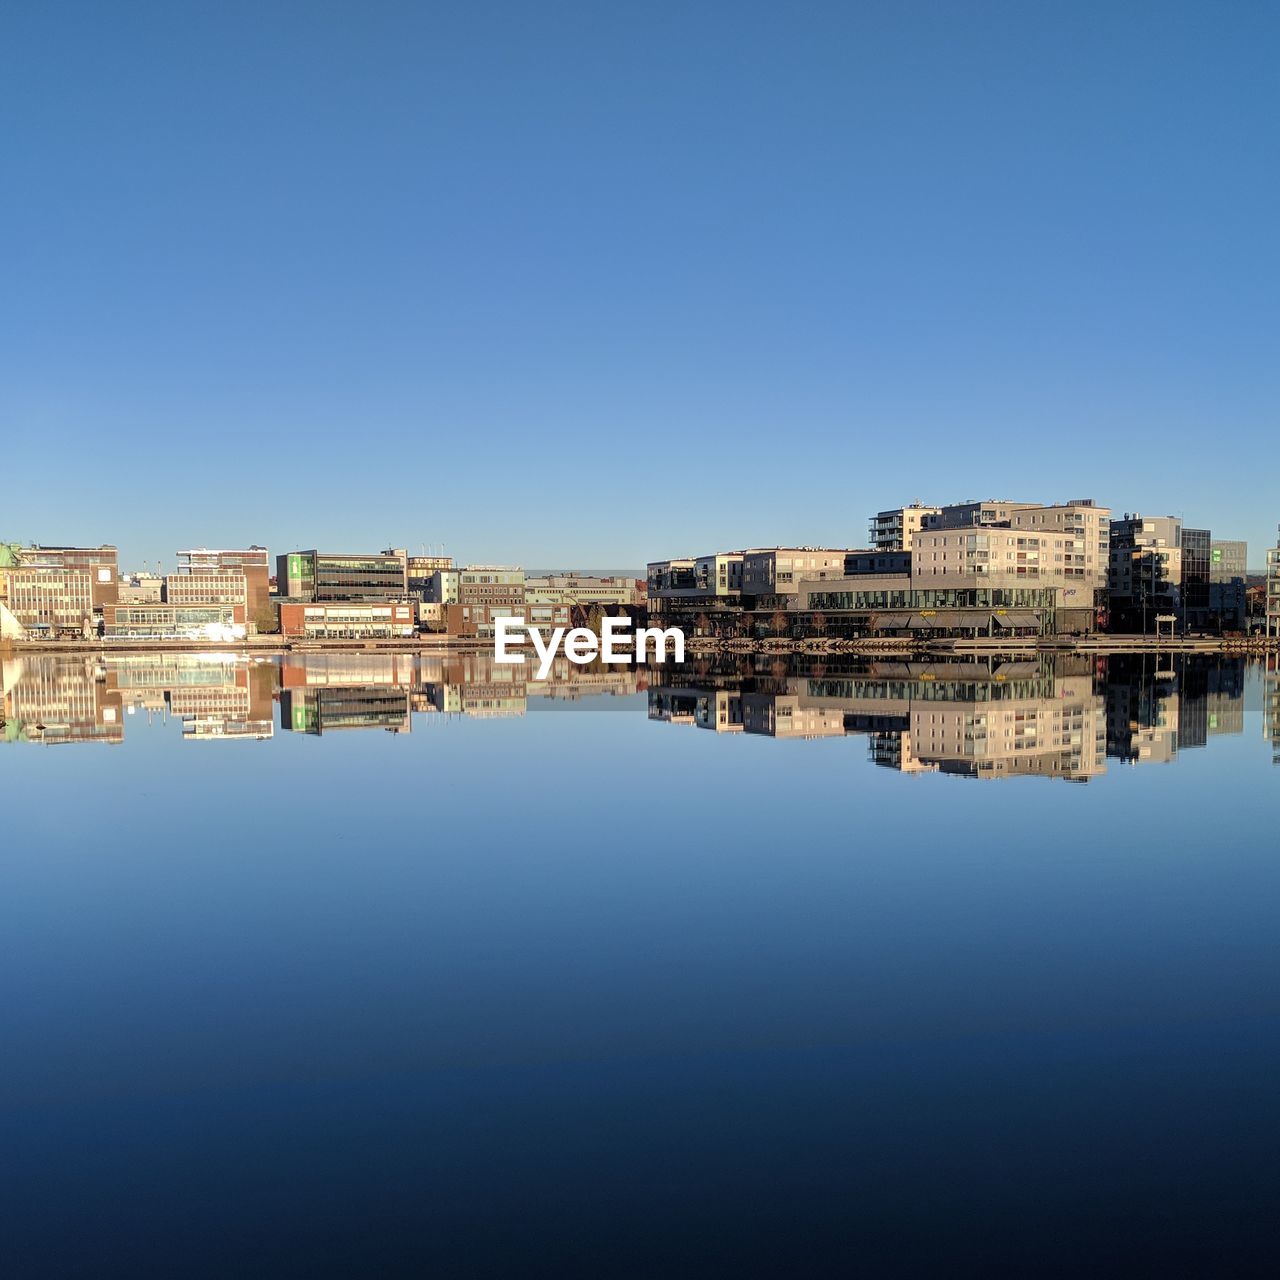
[913, 501, 1110, 601]
[741, 548, 852, 601]
[869, 504, 941, 552]
[647, 554, 744, 607]
[1267, 528, 1280, 640]
[1109, 515, 1183, 632]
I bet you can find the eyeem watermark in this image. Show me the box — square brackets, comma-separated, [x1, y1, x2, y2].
[494, 616, 685, 679]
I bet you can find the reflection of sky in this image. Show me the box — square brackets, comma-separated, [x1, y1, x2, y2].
[1, 658, 1278, 1274]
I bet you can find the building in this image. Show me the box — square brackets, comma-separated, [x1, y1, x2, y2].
[740, 548, 852, 601]
[869, 504, 941, 552]
[1109, 515, 1183, 632]
[0, 544, 119, 637]
[456, 567, 525, 638]
[277, 601, 416, 640]
[3, 567, 97, 636]
[913, 501, 1109, 600]
[178, 548, 273, 631]
[1267, 527, 1280, 641]
[276, 550, 408, 602]
[102, 603, 247, 642]
[1209, 539, 1248, 632]
[164, 570, 248, 609]
[117, 573, 164, 604]
[1181, 527, 1212, 630]
[524, 574, 638, 609]
[647, 554, 744, 608]
[15, 545, 119, 608]
[407, 554, 454, 598]
[845, 549, 913, 576]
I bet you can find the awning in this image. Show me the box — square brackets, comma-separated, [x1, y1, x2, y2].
[871, 612, 911, 629]
[992, 611, 1042, 630]
[952, 611, 993, 630]
[905, 613, 935, 629]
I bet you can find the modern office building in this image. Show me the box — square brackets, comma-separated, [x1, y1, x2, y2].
[869, 504, 941, 552]
[1209, 539, 1248, 632]
[163, 571, 248, 609]
[276, 550, 408, 602]
[1181, 527, 1212, 630]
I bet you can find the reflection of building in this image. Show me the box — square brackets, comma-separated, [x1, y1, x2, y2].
[280, 687, 411, 734]
[104, 654, 274, 740]
[1, 656, 124, 744]
[1265, 655, 1280, 766]
[648, 686, 742, 732]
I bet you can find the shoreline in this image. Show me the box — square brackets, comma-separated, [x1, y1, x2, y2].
[2, 634, 1276, 658]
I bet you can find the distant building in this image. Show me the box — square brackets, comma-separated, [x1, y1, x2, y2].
[1209, 540, 1248, 632]
[844, 549, 913, 576]
[524, 574, 638, 609]
[102, 603, 247, 642]
[277, 600, 416, 640]
[407, 554, 454, 598]
[869, 504, 941, 552]
[117, 573, 164, 604]
[741, 548, 852, 601]
[276, 550, 408, 602]
[1109, 515, 1183, 631]
[457, 567, 525, 638]
[1267, 527, 1280, 640]
[0, 544, 119, 637]
[647, 553, 745, 608]
[178, 547, 273, 631]
[1181, 528, 1213, 630]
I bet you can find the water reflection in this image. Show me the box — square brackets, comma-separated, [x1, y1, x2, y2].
[3, 649, 1278, 774]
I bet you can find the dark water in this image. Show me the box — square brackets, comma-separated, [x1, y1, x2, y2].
[3, 651, 1279, 1277]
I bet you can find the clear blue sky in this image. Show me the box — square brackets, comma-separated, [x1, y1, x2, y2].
[3, 1, 1277, 570]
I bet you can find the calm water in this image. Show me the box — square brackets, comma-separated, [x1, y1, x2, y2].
[3, 650, 1279, 1277]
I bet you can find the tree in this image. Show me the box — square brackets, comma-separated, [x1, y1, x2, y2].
[770, 609, 789, 638]
[811, 611, 827, 637]
[695, 612, 711, 635]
